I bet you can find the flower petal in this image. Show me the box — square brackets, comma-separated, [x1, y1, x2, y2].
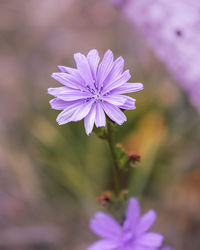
[48, 86, 71, 96]
[129, 245, 156, 250]
[58, 65, 75, 74]
[51, 72, 84, 89]
[123, 198, 140, 232]
[84, 103, 96, 135]
[119, 96, 136, 110]
[57, 65, 71, 73]
[101, 102, 127, 125]
[102, 94, 127, 106]
[95, 102, 106, 127]
[161, 247, 172, 250]
[50, 98, 75, 110]
[113, 83, 144, 94]
[87, 49, 100, 79]
[97, 50, 114, 88]
[56, 100, 84, 125]
[71, 100, 94, 122]
[102, 70, 131, 93]
[90, 212, 122, 240]
[135, 210, 157, 236]
[74, 52, 94, 87]
[50, 89, 91, 101]
[103, 56, 124, 87]
[134, 232, 164, 248]
[56, 100, 93, 125]
[57, 66, 84, 84]
[87, 240, 119, 250]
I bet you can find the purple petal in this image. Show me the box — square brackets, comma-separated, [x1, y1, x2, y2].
[95, 102, 106, 127]
[90, 212, 122, 240]
[161, 247, 172, 250]
[129, 245, 156, 250]
[123, 246, 135, 250]
[119, 96, 136, 110]
[74, 52, 94, 87]
[87, 239, 120, 250]
[51, 72, 84, 89]
[48, 86, 71, 96]
[84, 104, 96, 135]
[50, 88, 91, 101]
[48, 86, 91, 101]
[103, 56, 124, 87]
[123, 198, 140, 232]
[124, 246, 150, 250]
[71, 100, 94, 122]
[50, 98, 74, 110]
[97, 50, 114, 88]
[102, 70, 131, 93]
[102, 94, 127, 106]
[57, 65, 70, 73]
[87, 49, 100, 79]
[56, 100, 84, 125]
[135, 232, 164, 248]
[112, 83, 144, 94]
[58, 65, 75, 74]
[56, 100, 93, 125]
[101, 102, 127, 125]
[57, 66, 84, 84]
[135, 210, 157, 237]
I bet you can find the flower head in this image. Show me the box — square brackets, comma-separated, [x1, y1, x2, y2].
[110, 0, 200, 113]
[48, 49, 143, 135]
[88, 198, 163, 250]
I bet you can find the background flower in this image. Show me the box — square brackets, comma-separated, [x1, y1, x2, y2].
[110, 0, 200, 113]
[88, 198, 163, 250]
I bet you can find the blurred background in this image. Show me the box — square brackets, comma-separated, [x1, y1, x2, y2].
[0, 0, 200, 249]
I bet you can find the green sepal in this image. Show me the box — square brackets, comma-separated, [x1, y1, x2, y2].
[93, 126, 108, 139]
[114, 144, 139, 170]
[114, 144, 129, 170]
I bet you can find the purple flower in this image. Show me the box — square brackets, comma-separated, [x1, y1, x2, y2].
[110, 0, 200, 113]
[88, 198, 163, 250]
[48, 49, 143, 135]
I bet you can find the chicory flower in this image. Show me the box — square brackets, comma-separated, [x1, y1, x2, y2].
[88, 198, 163, 250]
[48, 49, 143, 135]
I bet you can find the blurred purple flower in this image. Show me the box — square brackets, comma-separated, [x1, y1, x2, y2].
[160, 247, 172, 250]
[48, 49, 143, 135]
[110, 0, 200, 113]
[88, 198, 163, 250]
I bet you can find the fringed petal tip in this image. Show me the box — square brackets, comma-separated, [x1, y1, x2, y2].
[51, 72, 56, 78]
[137, 82, 144, 90]
[57, 65, 68, 72]
[48, 87, 55, 96]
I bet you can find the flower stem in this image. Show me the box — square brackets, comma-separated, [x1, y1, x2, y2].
[106, 121, 121, 196]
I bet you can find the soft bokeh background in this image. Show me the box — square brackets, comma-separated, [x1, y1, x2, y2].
[0, 0, 200, 249]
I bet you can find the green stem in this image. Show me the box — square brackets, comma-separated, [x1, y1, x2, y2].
[106, 121, 121, 195]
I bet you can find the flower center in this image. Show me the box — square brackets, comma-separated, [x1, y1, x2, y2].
[86, 84, 103, 101]
[94, 93, 101, 100]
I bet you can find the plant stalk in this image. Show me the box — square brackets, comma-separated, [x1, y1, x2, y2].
[106, 121, 121, 195]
